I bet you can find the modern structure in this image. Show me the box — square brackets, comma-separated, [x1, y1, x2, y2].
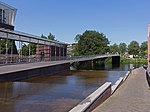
[148, 23, 150, 65]
[36, 44, 67, 61]
[0, 1, 17, 30]
[67, 43, 77, 57]
[0, 2, 67, 64]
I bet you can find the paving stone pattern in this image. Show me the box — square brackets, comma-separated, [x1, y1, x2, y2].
[93, 67, 150, 112]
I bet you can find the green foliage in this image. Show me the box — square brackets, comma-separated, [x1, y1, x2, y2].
[48, 33, 56, 40]
[22, 44, 29, 56]
[0, 39, 18, 54]
[73, 30, 110, 56]
[109, 43, 119, 54]
[74, 34, 81, 42]
[120, 56, 147, 64]
[140, 41, 147, 58]
[41, 34, 47, 39]
[105, 56, 147, 64]
[30, 44, 36, 55]
[105, 57, 112, 63]
[22, 32, 56, 56]
[71, 44, 79, 56]
[128, 41, 140, 56]
[21, 43, 36, 56]
[119, 43, 127, 55]
[41, 33, 56, 40]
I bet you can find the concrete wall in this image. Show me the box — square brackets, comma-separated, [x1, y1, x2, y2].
[0, 63, 70, 82]
[85, 84, 111, 112]
[70, 71, 130, 112]
[69, 82, 112, 112]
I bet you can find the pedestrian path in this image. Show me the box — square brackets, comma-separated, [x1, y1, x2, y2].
[93, 67, 150, 112]
[0, 60, 70, 75]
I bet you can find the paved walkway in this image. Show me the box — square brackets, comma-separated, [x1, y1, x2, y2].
[93, 67, 150, 112]
[0, 60, 70, 75]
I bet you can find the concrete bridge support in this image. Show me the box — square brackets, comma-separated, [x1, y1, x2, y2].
[112, 56, 120, 67]
[99, 58, 106, 69]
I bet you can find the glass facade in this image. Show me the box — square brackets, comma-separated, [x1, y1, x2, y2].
[0, 9, 2, 23]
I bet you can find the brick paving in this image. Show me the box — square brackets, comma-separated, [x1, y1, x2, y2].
[93, 67, 150, 112]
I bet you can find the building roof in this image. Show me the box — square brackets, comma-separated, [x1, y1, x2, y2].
[0, 1, 17, 10]
[0, 28, 68, 46]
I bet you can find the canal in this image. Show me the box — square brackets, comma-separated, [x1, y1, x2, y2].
[0, 64, 141, 112]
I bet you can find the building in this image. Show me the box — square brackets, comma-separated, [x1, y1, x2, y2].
[0, 2, 67, 63]
[67, 43, 77, 57]
[36, 44, 67, 61]
[0, 1, 17, 30]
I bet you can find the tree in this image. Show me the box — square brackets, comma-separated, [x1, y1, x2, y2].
[41, 33, 56, 41]
[119, 43, 127, 55]
[140, 41, 147, 58]
[128, 41, 140, 56]
[109, 43, 119, 54]
[73, 30, 110, 56]
[74, 34, 81, 42]
[41, 34, 47, 39]
[22, 44, 29, 56]
[30, 43, 36, 55]
[48, 33, 56, 40]
[0, 39, 18, 54]
[21, 43, 36, 56]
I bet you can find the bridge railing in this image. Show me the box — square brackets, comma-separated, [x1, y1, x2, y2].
[0, 55, 68, 65]
[0, 54, 119, 66]
[68, 54, 119, 61]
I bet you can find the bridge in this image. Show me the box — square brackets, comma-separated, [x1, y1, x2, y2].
[0, 54, 120, 82]
[0, 28, 68, 64]
[70, 54, 120, 63]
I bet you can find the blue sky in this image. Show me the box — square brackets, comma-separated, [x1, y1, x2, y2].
[1, 0, 150, 45]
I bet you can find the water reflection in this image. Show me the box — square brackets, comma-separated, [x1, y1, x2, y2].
[0, 64, 141, 112]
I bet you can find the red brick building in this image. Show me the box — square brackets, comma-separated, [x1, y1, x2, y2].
[36, 44, 67, 61]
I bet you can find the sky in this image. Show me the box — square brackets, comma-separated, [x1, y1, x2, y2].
[1, 0, 150, 45]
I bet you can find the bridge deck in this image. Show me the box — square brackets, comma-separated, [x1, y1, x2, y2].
[0, 60, 70, 75]
[93, 67, 150, 112]
[0, 54, 119, 76]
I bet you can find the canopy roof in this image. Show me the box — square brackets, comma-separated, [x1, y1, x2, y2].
[0, 1, 17, 10]
[0, 1, 17, 26]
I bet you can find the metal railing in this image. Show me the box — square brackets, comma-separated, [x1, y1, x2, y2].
[0, 54, 119, 66]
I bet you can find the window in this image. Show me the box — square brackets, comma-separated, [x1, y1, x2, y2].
[0, 9, 6, 23]
[0, 9, 2, 23]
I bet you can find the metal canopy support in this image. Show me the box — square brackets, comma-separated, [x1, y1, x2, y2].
[63, 46, 65, 60]
[18, 36, 21, 63]
[1, 9, 3, 23]
[0, 38, 1, 55]
[11, 40, 13, 63]
[0, 29, 68, 64]
[37, 39, 39, 62]
[29, 43, 31, 62]
[55, 45, 56, 61]
[21, 42, 22, 59]
[59, 47, 61, 60]
[5, 33, 8, 64]
[0, 29, 67, 48]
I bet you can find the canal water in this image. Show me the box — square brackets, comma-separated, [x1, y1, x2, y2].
[0, 64, 142, 112]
